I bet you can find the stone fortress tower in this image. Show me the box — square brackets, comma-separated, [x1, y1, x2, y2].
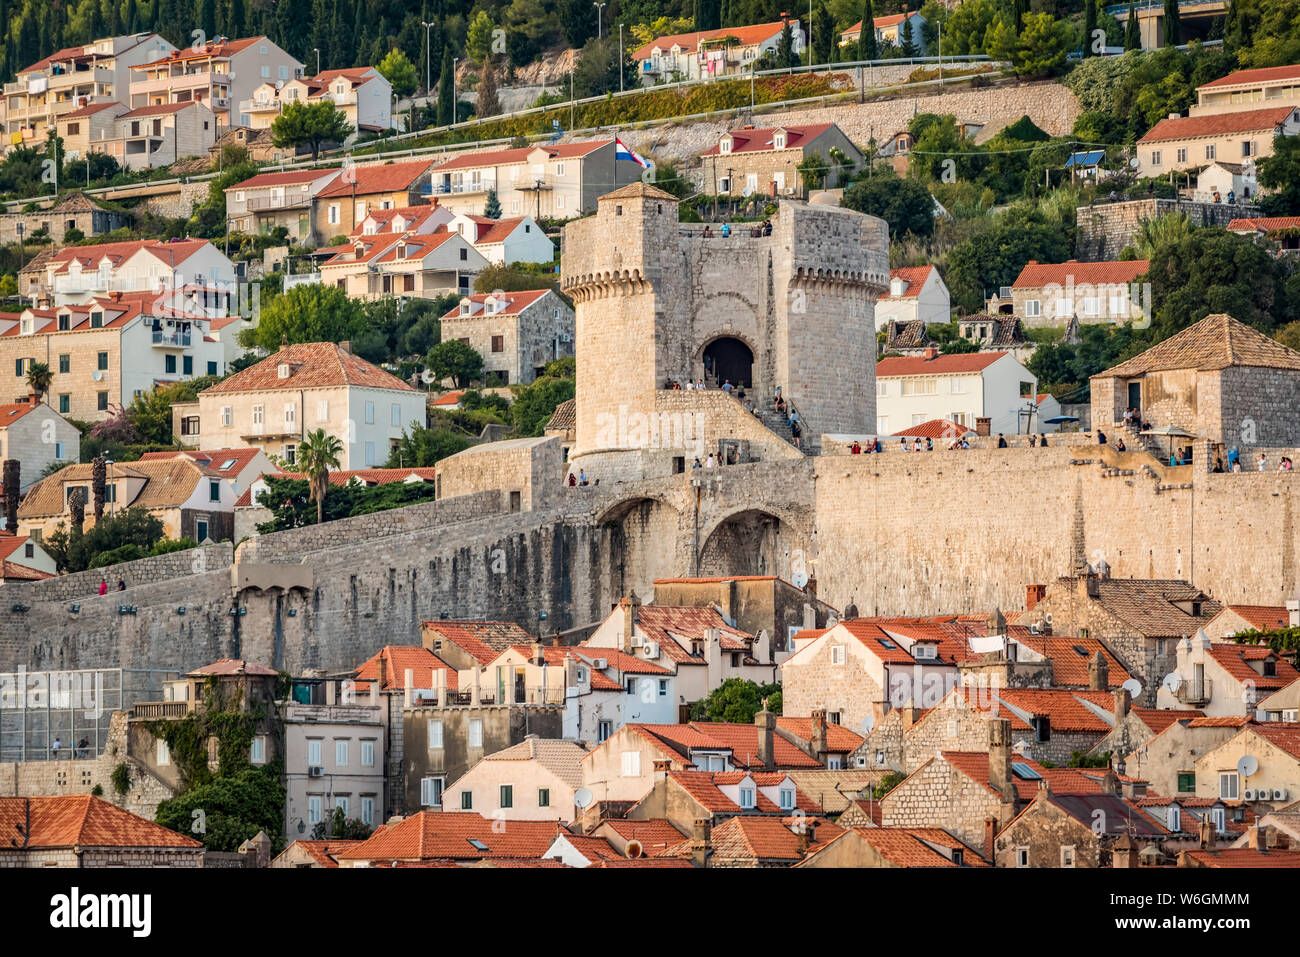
[560, 182, 890, 482]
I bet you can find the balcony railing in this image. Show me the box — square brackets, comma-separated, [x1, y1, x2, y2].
[131, 700, 196, 719]
[1172, 678, 1212, 706]
[152, 330, 192, 347]
[244, 193, 312, 211]
[427, 181, 496, 196]
[427, 686, 567, 707]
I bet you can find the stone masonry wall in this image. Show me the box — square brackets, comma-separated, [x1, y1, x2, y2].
[1074, 198, 1260, 261]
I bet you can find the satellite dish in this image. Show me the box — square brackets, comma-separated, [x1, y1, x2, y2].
[1162, 672, 1182, 694]
[420, 370, 435, 385]
[1122, 678, 1142, 699]
[625, 839, 643, 859]
[1237, 755, 1259, 777]
[91, 370, 104, 382]
[859, 714, 875, 735]
[573, 786, 593, 810]
[1128, 157, 1140, 169]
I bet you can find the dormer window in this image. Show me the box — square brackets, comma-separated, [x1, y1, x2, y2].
[773, 132, 786, 149]
[20, 318, 32, 335]
[739, 786, 755, 809]
[277, 363, 292, 379]
[459, 302, 472, 315]
[719, 137, 732, 154]
[396, 242, 406, 258]
[778, 788, 794, 810]
[90, 312, 103, 329]
[890, 277, 905, 296]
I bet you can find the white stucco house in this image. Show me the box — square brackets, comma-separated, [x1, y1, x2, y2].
[875, 348, 1038, 437]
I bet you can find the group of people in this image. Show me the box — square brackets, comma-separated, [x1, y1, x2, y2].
[1121, 408, 1153, 432]
[698, 220, 772, 239]
[49, 737, 92, 759]
[96, 577, 125, 595]
[566, 469, 593, 487]
[668, 378, 709, 391]
[1211, 451, 1295, 472]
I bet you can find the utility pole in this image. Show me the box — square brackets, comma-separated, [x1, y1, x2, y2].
[593, 2, 606, 38]
[619, 24, 625, 93]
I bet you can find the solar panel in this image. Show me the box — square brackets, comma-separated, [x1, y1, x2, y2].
[1011, 762, 1041, 780]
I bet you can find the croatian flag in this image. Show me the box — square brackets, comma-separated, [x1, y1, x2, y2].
[615, 136, 651, 169]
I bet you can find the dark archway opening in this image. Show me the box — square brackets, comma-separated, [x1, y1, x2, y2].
[703, 337, 753, 390]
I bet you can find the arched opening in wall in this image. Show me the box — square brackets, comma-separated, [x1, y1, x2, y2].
[703, 337, 753, 390]
[698, 509, 798, 579]
[600, 497, 683, 600]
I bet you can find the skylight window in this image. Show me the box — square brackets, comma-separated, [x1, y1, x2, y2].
[219, 458, 237, 471]
[1011, 762, 1041, 780]
[466, 838, 488, 851]
[879, 638, 896, 649]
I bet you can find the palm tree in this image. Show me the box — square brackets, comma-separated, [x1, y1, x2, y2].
[25, 361, 52, 402]
[297, 428, 343, 526]
[1132, 211, 1194, 260]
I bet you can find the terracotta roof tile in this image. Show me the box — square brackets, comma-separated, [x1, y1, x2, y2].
[596, 818, 688, 855]
[316, 160, 436, 197]
[1216, 604, 1292, 632]
[276, 839, 364, 867]
[1013, 259, 1149, 288]
[709, 815, 843, 861]
[890, 418, 975, 439]
[702, 123, 837, 156]
[1097, 314, 1300, 378]
[632, 21, 789, 59]
[1227, 216, 1300, 233]
[441, 289, 550, 319]
[1207, 646, 1299, 692]
[333, 812, 564, 861]
[1014, 634, 1133, 688]
[1183, 847, 1300, 867]
[484, 738, 590, 788]
[1138, 105, 1298, 143]
[688, 722, 822, 769]
[851, 826, 974, 866]
[202, 342, 417, 394]
[0, 795, 202, 849]
[354, 645, 457, 692]
[1200, 64, 1300, 88]
[776, 716, 865, 753]
[883, 265, 935, 299]
[877, 352, 1008, 377]
[424, 620, 535, 665]
[431, 140, 611, 173]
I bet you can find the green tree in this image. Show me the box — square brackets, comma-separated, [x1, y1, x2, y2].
[384, 424, 471, 468]
[1124, 1, 1141, 50]
[379, 47, 418, 99]
[900, 16, 918, 57]
[270, 100, 351, 163]
[572, 35, 635, 98]
[477, 56, 501, 119]
[155, 768, 284, 853]
[1131, 210, 1195, 259]
[775, 20, 799, 67]
[1084, 0, 1099, 55]
[689, 678, 783, 722]
[797, 150, 827, 192]
[239, 283, 366, 352]
[511, 372, 575, 436]
[1014, 12, 1070, 76]
[813, 0, 835, 63]
[474, 262, 562, 293]
[841, 170, 936, 240]
[437, 48, 455, 126]
[1163, 0, 1181, 46]
[428, 339, 484, 388]
[483, 189, 502, 218]
[25, 361, 51, 401]
[43, 508, 168, 573]
[466, 10, 497, 62]
[297, 428, 343, 526]
[858, 0, 879, 60]
[1257, 134, 1300, 215]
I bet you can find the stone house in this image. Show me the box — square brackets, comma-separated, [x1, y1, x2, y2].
[429, 140, 643, 220]
[625, 767, 820, 832]
[128, 35, 305, 129]
[875, 349, 1037, 436]
[187, 342, 426, 470]
[331, 811, 562, 866]
[224, 168, 341, 243]
[1135, 105, 1300, 179]
[1155, 629, 1300, 717]
[439, 289, 575, 386]
[0, 400, 81, 488]
[443, 736, 589, 823]
[688, 815, 843, 868]
[994, 786, 1170, 868]
[421, 619, 539, 672]
[209, 126, 290, 165]
[1031, 571, 1221, 703]
[269, 839, 363, 867]
[583, 596, 776, 710]
[0, 794, 204, 867]
[649, 574, 837, 663]
[700, 122, 865, 198]
[1203, 603, 1295, 640]
[0, 191, 130, 246]
[1088, 688, 1204, 762]
[1004, 259, 1150, 328]
[800, 826, 986, 868]
[1194, 722, 1300, 810]
[434, 435, 562, 513]
[1121, 715, 1252, 800]
[874, 266, 951, 331]
[1090, 313, 1300, 456]
[782, 616, 961, 734]
[318, 229, 485, 301]
[633, 20, 797, 82]
[91, 100, 218, 170]
[18, 455, 239, 543]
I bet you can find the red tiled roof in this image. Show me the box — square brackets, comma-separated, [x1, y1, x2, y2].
[119, 102, 194, 117]
[596, 818, 688, 855]
[189, 658, 278, 676]
[876, 352, 1007, 377]
[47, 239, 210, 274]
[1216, 604, 1292, 632]
[354, 645, 457, 692]
[890, 418, 975, 439]
[431, 389, 466, 407]
[333, 812, 563, 861]
[664, 770, 820, 814]
[578, 647, 674, 676]
[702, 123, 836, 156]
[688, 722, 822, 769]
[1183, 847, 1300, 868]
[1131, 707, 1205, 735]
[1014, 634, 1133, 688]
[1227, 216, 1300, 233]
[316, 159, 436, 197]
[0, 795, 202, 849]
[1012, 259, 1149, 288]
[1207, 645, 1300, 692]
[710, 815, 843, 860]
[201, 342, 417, 394]
[227, 168, 339, 191]
[441, 289, 550, 319]
[632, 21, 789, 59]
[849, 826, 977, 866]
[1247, 722, 1300, 761]
[617, 605, 755, 662]
[429, 140, 611, 173]
[883, 265, 935, 298]
[0, 403, 41, 426]
[994, 688, 1113, 733]
[1138, 106, 1298, 143]
[279, 839, 364, 867]
[938, 751, 1050, 800]
[842, 13, 911, 34]
[423, 620, 535, 665]
[498, 644, 621, 691]
[1199, 64, 1300, 89]
[133, 36, 264, 67]
[776, 716, 865, 753]
[138, 447, 264, 476]
[61, 101, 124, 120]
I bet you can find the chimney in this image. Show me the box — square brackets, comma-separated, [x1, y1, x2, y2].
[1089, 650, 1108, 691]
[1246, 822, 1267, 852]
[338, 340, 352, 354]
[652, 759, 671, 784]
[755, 701, 775, 769]
[810, 709, 828, 761]
[376, 655, 387, 694]
[720, 579, 737, 624]
[796, 818, 818, 855]
[988, 718, 1014, 804]
[621, 592, 640, 653]
[531, 642, 544, 666]
[1113, 685, 1131, 720]
[1112, 832, 1135, 868]
[691, 818, 711, 869]
[1025, 584, 1045, 611]
[1198, 816, 1216, 850]
[403, 668, 414, 708]
[923, 345, 939, 360]
[984, 816, 998, 862]
[987, 608, 1006, 635]
[805, 577, 817, 600]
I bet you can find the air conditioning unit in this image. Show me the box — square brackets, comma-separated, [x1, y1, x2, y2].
[1029, 624, 1040, 634]
[1044, 613, 1053, 626]
[592, 658, 607, 671]
[308, 766, 324, 778]
[782, 186, 795, 195]
[1273, 788, 1288, 801]
[644, 641, 660, 659]
[1243, 788, 1256, 801]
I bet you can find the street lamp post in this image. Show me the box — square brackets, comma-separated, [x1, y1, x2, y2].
[594, 2, 606, 39]
[312, 48, 319, 75]
[619, 23, 624, 93]
[937, 23, 943, 85]
[420, 21, 435, 96]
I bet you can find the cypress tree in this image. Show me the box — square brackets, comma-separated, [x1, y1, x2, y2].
[1125, 1, 1140, 49]
[1084, 0, 1098, 56]
[858, 0, 878, 61]
[437, 47, 454, 126]
[1163, 0, 1180, 47]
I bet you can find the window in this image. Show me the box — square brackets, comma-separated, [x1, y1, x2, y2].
[307, 739, 322, 767]
[828, 756, 842, 770]
[831, 645, 846, 665]
[13, 358, 22, 377]
[221, 406, 232, 427]
[364, 441, 376, 466]
[90, 312, 103, 329]
[420, 776, 445, 807]
[1219, 772, 1239, 800]
[621, 751, 641, 777]
[364, 400, 375, 424]
[900, 377, 937, 396]
[1060, 845, 1076, 867]
[165, 354, 177, 375]
[156, 740, 170, 765]
[499, 784, 513, 808]
[1168, 806, 1180, 832]
[183, 355, 192, 376]
[1015, 846, 1029, 868]
[1150, 150, 1162, 167]
[251, 735, 266, 763]
[1212, 806, 1226, 833]
[1242, 140, 1254, 158]
[461, 791, 473, 810]
[335, 739, 348, 767]
[209, 480, 221, 502]
[779, 788, 794, 810]
[360, 740, 375, 766]
[207, 361, 218, 376]
[97, 392, 108, 412]
[491, 335, 504, 353]
[1025, 299, 1041, 317]
[950, 377, 967, 395]
[877, 380, 888, 397]
[284, 402, 296, 428]
[659, 679, 668, 697]
[739, 786, 755, 809]
[196, 519, 208, 542]
[468, 718, 483, 748]
[1176, 148, 1187, 164]
[1205, 144, 1216, 160]
[59, 395, 70, 414]
[283, 444, 296, 465]
[1177, 772, 1195, 793]
[308, 796, 322, 825]
[97, 352, 109, 371]
[390, 403, 401, 427]
[361, 796, 374, 826]
[597, 720, 612, 743]
[58, 354, 70, 373]
[252, 405, 264, 431]
[317, 400, 329, 422]
[555, 162, 565, 176]
[328, 203, 340, 225]
[459, 247, 468, 260]
[538, 788, 550, 807]
[556, 194, 565, 210]
[427, 719, 443, 749]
